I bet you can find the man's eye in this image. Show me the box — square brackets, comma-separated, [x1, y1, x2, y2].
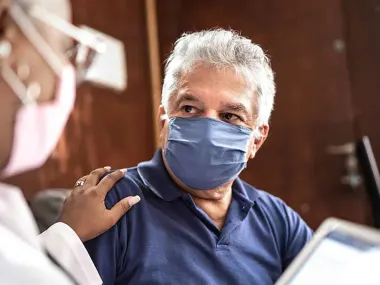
[222, 113, 241, 121]
[182, 105, 196, 113]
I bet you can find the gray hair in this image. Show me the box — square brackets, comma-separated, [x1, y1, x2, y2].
[161, 29, 276, 125]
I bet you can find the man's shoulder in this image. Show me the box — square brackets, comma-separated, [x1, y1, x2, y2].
[241, 180, 313, 261]
[103, 167, 145, 209]
[240, 180, 306, 230]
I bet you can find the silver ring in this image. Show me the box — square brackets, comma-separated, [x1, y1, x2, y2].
[75, 180, 85, 187]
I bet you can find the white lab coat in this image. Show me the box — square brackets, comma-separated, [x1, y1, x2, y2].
[0, 183, 102, 285]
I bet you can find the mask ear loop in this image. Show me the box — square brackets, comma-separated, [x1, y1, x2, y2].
[0, 40, 38, 106]
[1, 2, 67, 106]
[160, 113, 169, 121]
[10, 3, 65, 76]
[252, 127, 262, 140]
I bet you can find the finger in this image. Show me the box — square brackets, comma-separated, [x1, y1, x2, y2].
[98, 169, 127, 196]
[108, 195, 141, 223]
[73, 175, 88, 189]
[85, 166, 112, 186]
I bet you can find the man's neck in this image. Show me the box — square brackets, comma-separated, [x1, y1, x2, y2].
[191, 189, 232, 230]
[162, 154, 234, 229]
[171, 169, 234, 230]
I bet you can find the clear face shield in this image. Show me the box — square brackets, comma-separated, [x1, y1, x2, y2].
[0, 1, 128, 178]
[3, 1, 127, 105]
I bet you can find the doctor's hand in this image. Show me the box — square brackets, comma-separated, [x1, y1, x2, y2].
[58, 167, 141, 242]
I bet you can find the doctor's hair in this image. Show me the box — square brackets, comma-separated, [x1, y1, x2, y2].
[161, 29, 276, 125]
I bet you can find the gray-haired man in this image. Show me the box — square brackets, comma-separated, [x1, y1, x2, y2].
[85, 29, 312, 285]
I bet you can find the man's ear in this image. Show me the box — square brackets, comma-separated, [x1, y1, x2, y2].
[158, 105, 167, 131]
[248, 124, 269, 159]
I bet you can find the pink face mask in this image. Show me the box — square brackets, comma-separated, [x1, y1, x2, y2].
[1, 65, 76, 178]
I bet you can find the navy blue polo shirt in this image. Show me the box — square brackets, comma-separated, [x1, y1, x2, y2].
[85, 150, 312, 285]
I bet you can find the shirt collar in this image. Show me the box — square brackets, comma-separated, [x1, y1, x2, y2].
[137, 149, 183, 201]
[232, 177, 261, 206]
[137, 149, 261, 203]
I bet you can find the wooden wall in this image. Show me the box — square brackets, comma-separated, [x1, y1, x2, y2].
[343, 0, 380, 159]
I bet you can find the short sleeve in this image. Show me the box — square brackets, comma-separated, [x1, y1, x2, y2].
[281, 202, 313, 269]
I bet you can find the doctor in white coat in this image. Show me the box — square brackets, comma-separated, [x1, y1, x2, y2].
[0, 0, 140, 284]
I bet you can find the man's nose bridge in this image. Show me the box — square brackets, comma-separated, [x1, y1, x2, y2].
[202, 109, 219, 120]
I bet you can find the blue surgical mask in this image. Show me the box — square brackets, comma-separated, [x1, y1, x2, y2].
[163, 117, 253, 190]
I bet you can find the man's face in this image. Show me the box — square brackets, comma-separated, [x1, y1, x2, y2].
[159, 63, 269, 163]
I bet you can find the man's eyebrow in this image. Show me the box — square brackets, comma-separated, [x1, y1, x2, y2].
[173, 93, 201, 108]
[223, 102, 253, 120]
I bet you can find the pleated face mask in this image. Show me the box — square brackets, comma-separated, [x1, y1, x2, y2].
[163, 117, 253, 190]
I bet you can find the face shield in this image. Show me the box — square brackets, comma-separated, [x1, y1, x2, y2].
[0, 1, 127, 178]
[4, 0, 127, 105]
